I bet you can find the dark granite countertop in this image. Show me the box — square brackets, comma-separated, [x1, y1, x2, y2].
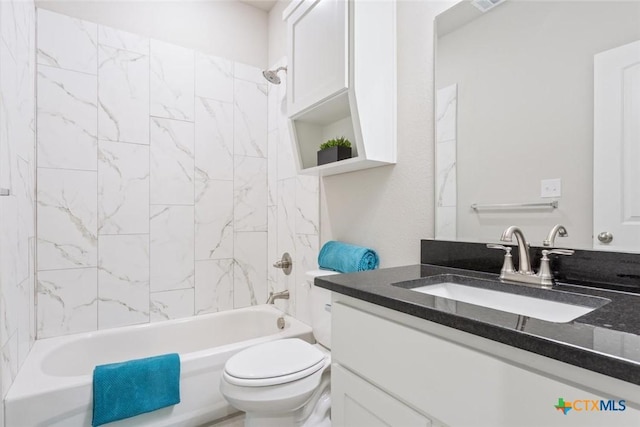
[316, 264, 640, 386]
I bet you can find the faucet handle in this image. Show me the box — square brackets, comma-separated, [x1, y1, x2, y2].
[543, 249, 575, 257]
[273, 252, 292, 275]
[486, 243, 512, 252]
[486, 244, 515, 276]
[538, 249, 574, 285]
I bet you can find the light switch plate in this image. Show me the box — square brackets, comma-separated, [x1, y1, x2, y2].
[541, 178, 561, 198]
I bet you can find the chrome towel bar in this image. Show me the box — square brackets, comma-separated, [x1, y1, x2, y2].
[471, 201, 558, 211]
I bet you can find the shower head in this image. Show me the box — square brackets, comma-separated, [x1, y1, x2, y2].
[262, 66, 287, 85]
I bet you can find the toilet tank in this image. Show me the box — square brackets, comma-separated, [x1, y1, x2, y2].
[305, 270, 339, 349]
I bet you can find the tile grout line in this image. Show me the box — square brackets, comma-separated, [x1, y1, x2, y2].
[193, 48, 196, 317]
[34, 4, 40, 341]
[96, 22, 100, 332]
[148, 37, 152, 324]
[37, 166, 99, 173]
[232, 62, 236, 310]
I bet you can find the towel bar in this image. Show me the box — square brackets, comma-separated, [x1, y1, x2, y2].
[471, 201, 558, 211]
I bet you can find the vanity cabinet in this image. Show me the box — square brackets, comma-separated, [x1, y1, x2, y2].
[331, 297, 640, 427]
[333, 364, 434, 427]
[283, 0, 396, 176]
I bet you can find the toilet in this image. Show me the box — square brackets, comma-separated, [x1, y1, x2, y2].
[220, 270, 338, 427]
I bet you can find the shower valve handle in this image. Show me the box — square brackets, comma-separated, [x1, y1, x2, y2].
[273, 252, 292, 275]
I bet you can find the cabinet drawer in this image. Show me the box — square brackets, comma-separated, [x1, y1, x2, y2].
[332, 364, 432, 427]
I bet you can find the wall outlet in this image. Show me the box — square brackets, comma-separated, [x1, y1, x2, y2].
[541, 178, 561, 198]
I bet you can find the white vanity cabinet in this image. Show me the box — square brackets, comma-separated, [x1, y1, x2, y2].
[331, 296, 640, 427]
[283, 0, 397, 176]
[333, 364, 434, 427]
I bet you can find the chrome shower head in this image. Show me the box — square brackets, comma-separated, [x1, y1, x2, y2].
[262, 66, 287, 85]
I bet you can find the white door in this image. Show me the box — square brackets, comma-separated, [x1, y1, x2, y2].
[593, 40, 640, 251]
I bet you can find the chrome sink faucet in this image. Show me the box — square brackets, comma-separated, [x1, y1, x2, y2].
[543, 224, 568, 247]
[487, 226, 574, 288]
[500, 226, 532, 274]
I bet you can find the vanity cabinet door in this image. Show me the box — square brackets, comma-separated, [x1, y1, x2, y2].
[287, 0, 348, 115]
[332, 364, 433, 427]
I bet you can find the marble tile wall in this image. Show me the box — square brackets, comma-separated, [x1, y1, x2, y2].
[435, 84, 458, 240]
[266, 59, 320, 324]
[35, 10, 320, 339]
[0, 0, 36, 406]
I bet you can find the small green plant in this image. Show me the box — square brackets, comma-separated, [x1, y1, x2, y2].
[319, 137, 351, 151]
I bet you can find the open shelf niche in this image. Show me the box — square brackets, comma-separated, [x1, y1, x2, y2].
[284, 0, 397, 176]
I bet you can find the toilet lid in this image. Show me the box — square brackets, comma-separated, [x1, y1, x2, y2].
[224, 338, 326, 386]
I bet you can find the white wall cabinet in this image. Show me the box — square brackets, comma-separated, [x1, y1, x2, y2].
[331, 296, 640, 427]
[287, 0, 348, 115]
[283, 0, 397, 176]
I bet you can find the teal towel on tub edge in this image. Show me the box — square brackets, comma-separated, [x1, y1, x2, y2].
[318, 240, 379, 273]
[92, 353, 181, 426]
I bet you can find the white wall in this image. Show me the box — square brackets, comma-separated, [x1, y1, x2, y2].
[437, 1, 640, 248]
[267, 0, 453, 267]
[268, 0, 289, 66]
[36, 0, 269, 67]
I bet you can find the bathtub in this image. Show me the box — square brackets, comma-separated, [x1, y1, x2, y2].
[5, 305, 314, 427]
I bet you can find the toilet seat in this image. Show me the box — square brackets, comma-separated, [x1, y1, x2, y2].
[223, 338, 326, 387]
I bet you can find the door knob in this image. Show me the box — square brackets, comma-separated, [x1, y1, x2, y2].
[597, 232, 613, 244]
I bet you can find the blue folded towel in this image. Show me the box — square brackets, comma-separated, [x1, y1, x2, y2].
[318, 241, 379, 273]
[92, 353, 181, 426]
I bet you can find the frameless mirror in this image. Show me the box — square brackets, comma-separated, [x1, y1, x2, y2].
[434, 0, 640, 252]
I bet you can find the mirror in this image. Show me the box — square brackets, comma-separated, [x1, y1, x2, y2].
[434, 0, 640, 252]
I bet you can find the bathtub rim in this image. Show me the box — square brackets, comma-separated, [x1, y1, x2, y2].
[6, 305, 313, 402]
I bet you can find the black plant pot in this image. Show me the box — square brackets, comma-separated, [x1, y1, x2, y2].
[317, 146, 352, 166]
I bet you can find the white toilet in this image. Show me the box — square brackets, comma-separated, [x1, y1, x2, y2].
[220, 270, 337, 427]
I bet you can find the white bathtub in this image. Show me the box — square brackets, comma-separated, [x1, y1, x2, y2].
[5, 305, 314, 427]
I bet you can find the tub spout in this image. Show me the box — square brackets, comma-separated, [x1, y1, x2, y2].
[266, 290, 290, 304]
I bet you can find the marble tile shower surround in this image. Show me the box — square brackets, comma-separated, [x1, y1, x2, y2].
[267, 58, 320, 326]
[435, 84, 457, 240]
[0, 0, 37, 401]
[35, 9, 320, 339]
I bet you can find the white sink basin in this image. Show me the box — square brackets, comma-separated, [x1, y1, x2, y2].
[411, 281, 597, 323]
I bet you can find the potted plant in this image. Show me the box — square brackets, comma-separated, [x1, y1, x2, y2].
[317, 137, 352, 166]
